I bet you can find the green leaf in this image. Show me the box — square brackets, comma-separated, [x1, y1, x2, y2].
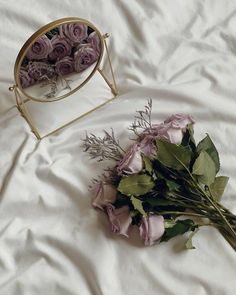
[161, 219, 196, 242]
[209, 176, 229, 201]
[185, 228, 199, 250]
[118, 174, 155, 197]
[164, 219, 176, 228]
[142, 155, 153, 174]
[156, 140, 192, 170]
[192, 150, 216, 186]
[181, 124, 196, 148]
[197, 134, 220, 173]
[166, 179, 180, 191]
[130, 196, 147, 217]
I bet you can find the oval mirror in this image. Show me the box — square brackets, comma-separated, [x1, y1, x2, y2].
[15, 18, 103, 102]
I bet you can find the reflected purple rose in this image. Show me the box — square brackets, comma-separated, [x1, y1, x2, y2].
[55, 56, 74, 76]
[26, 35, 53, 60]
[27, 61, 55, 81]
[59, 23, 88, 44]
[49, 36, 72, 61]
[139, 215, 165, 246]
[20, 24, 101, 94]
[74, 44, 98, 72]
[106, 204, 132, 237]
[19, 68, 35, 88]
[87, 31, 101, 55]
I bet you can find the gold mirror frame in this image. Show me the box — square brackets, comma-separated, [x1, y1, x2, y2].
[9, 17, 118, 139]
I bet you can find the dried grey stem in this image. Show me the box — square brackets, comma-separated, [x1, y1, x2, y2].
[82, 128, 124, 162]
[41, 75, 72, 99]
[129, 99, 153, 137]
[88, 167, 119, 190]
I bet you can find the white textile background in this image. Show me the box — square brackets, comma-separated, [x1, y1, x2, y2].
[0, 0, 236, 294]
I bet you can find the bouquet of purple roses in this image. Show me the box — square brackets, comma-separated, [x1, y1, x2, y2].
[83, 100, 236, 250]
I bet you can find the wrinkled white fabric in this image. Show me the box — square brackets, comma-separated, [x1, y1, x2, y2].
[1, 0, 236, 294]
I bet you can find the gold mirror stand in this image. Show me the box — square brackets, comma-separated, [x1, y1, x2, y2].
[9, 34, 118, 140]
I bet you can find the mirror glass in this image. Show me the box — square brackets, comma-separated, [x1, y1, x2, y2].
[18, 21, 102, 101]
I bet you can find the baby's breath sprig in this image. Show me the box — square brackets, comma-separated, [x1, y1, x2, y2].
[129, 98, 152, 137]
[82, 128, 125, 162]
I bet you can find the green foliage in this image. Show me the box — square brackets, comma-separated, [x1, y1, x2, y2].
[166, 179, 181, 191]
[118, 174, 155, 196]
[209, 176, 229, 201]
[130, 196, 147, 216]
[156, 140, 192, 170]
[197, 134, 220, 173]
[181, 124, 196, 152]
[192, 151, 216, 186]
[185, 228, 199, 249]
[142, 155, 153, 174]
[161, 219, 197, 242]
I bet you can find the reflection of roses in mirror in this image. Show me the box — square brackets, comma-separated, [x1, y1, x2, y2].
[26, 35, 53, 60]
[27, 61, 55, 81]
[55, 56, 74, 76]
[21, 23, 101, 97]
[20, 69, 35, 88]
[59, 23, 88, 44]
[87, 31, 101, 55]
[49, 36, 72, 61]
[74, 45, 98, 72]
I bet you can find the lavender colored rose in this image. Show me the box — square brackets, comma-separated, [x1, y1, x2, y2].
[19, 68, 34, 88]
[117, 143, 143, 175]
[27, 61, 55, 81]
[164, 114, 195, 130]
[74, 44, 98, 72]
[59, 23, 88, 44]
[142, 114, 195, 145]
[139, 135, 157, 158]
[106, 204, 132, 237]
[49, 35, 72, 61]
[26, 35, 53, 60]
[87, 31, 101, 55]
[139, 215, 165, 246]
[92, 182, 117, 210]
[55, 56, 74, 76]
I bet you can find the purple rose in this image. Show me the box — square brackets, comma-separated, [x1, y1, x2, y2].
[74, 44, 98, 72]
[106, 204, 132, 237]
[139, 135, 157, 158]
[142, 114, 195, 145]
[117, 143, 143, 175]
[164, 114, 195, 130]
[19, 68, 35, 88]
[139, 215, 165, 246]
[26, 35, 53, 60]
[59, 23, 88, 44]
[92, 182, 117, 210]
[55, 56, 74, 76]
[49, 35, 72, 61]
[27, 61, 55, 81]
[87, 31, 101, 55]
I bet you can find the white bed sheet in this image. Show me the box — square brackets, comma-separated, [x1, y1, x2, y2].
[0, 0, 236, 294]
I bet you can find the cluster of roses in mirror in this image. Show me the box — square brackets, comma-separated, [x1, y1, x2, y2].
[20, 23, 101, 89]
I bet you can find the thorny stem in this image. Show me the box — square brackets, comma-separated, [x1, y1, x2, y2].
[157, 211, 207, 218]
